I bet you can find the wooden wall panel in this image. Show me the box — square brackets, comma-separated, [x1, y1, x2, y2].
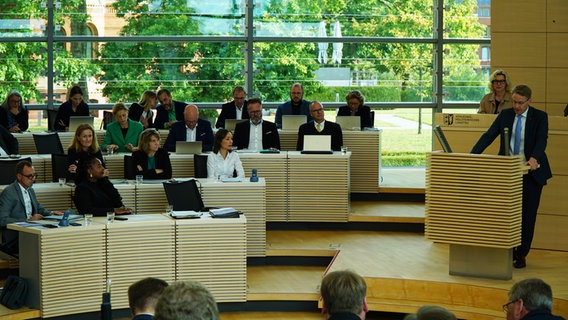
[546, 133, 568, 176]
[547, 34, 568, 68]
[491, 33, 547, 68]
[533, 214, 568, 251]
[503, 67, 547, 104]
[546, 68, 568, 103]
[491, 0, 546, 33]
[539, 175, 568, 216]
[547, 0, 568, 32]
[546, 103, 568, 117]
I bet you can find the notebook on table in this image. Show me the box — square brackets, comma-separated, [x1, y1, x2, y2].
[335, 116, 361, 131]
[301, 135, 333, 154]
[68, 116, 94, 133]
[282, 115, 307, 131]
[176, 141, 202, 154]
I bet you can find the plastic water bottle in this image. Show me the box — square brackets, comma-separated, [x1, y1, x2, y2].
[250, 168, 259, 182]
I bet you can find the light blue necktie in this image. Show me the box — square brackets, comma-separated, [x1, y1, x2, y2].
[513, 114, 523, 155]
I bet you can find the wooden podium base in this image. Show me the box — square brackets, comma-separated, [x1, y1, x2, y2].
[449, 244, 513, 280]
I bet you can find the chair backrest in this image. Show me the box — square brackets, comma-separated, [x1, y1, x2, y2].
[124, 154, 137, 180]
[101, 111, 114, 130]
[193, 154, 208, 178]
[370, 110, 375, 127]
[162, 179, 205, 211]
[0, 157, 32, 185]
[47, 109, 58, 132]
[51, 154, 69, 182]
[33, 133, 64, 154]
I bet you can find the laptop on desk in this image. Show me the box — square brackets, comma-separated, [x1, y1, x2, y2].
[225, 119, 247, 131]
[335, 116, 361, 131]
[282, 115, 307, 131]
[301, 135, 333, 154]
[68, 116, 94, 133]
[176, 141, 202, 154]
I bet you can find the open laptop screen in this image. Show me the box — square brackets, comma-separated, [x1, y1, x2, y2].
[282, 115, 307, 131]
[176, 141, 203, 154]
[335, 116, 361, 131]
[69, 116, 94, 133]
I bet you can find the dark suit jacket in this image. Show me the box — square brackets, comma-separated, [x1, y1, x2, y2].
[154, 100, 186, 129]
[128, 103, 154, 128]
[233, 120, 280, 150]
[0, 125, 18, 154]
[54, 101, 90, 131]
[337, 105, 373, 128]
[66, 148, 105, 183]
[296, 120, 343, 151]
[0, 181, 52, 250]
[471, 106, 552, 186]
[164, 118, 214, 152]
[74, 178, 124, 216]
[215, 100, 249, 128]
[275, 100, 312, 128]
[132, 148, 172, 180]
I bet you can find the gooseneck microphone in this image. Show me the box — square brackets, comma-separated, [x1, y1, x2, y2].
[503, 127, 510, 156]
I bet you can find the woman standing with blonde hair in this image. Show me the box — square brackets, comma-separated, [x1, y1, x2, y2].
[478, 70, 513, 114]
[129, 90, 157, 128]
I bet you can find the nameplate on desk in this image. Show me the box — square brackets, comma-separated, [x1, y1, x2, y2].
[221, 177, 243, 182]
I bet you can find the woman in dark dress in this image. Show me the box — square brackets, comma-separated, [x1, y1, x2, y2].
[128, 90, 157, 129]
[132, 128, 172, 180]
[0, 90, 29, 132]
[336, 90, 373, 129]
[67, 123, 106, 182]
[73, 156, 133, 216]
[54, 85, 90, 131]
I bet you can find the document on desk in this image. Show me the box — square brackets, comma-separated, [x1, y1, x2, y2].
[170, 211, 202, 219]
[221, 177, 242, 182]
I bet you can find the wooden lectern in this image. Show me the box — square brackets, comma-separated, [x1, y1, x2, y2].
[425, 151, 524, 280]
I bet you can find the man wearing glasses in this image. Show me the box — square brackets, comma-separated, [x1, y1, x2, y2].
[471, 84, 552, 269]
[296, 101, 343, 152]
[503, 278, 564, 320]
[164, 104, 214, 152]
[0, 160, 63, 255]
[215, 86, 249, 129]
[233, 98, 280, 151]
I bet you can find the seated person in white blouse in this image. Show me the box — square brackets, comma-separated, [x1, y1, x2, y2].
[207, 129, 245, 179]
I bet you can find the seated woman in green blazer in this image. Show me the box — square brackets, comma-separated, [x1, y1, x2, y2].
[102, 102, 144, 153]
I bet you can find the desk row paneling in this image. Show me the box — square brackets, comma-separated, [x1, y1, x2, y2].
[13, 131, 106, 155]
[12, 215, 247, 318]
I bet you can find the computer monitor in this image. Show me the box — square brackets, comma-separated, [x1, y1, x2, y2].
[68, 116, 94, 133]
[282, 115, 307, 131]
[175, 141, 203, 154]
[335, 116, 361, 131]
[225, 119, 247, 131]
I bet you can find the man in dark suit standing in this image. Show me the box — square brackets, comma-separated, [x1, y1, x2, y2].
[296, 101, 343, 152]
[471, 84, 552, 269]
[0, 160, 63, 254]
[233, 98, 280, 151]
[154, 89, 187, 129]
[0, 125, 18, 156]
[215, 86, 249, 129]
[164, 105, 214, 152]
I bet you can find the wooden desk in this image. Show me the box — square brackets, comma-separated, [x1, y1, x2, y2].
[12, 131, 106, 155]
[9, 214, 247, 318]
[434, 113, 568, 251]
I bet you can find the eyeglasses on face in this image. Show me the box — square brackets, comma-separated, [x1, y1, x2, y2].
[513, 99, 528, 105]
[492, 80, 506, 84]
[502, 300, 517, 313]
[22, 174, 38, 180]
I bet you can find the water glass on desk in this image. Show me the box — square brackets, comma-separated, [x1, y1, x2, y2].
[136, 175, 143, 185]
[58, 177, 66, 186]
[84, 213, 93, 226]
[106, 211, 115, 224]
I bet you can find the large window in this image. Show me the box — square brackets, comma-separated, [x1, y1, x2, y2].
[0, 0, 490, 166]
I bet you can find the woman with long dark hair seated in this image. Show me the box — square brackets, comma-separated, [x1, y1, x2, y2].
[132, 128, 172, 180]
[207, 129, 244, 179]
[73, 156, 132, 216]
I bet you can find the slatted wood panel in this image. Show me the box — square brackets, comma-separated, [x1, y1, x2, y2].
[102, 154, 128, 179]
[279, 131, 380, 193]
[175, 216, 247, 302]
[425, 152, 523, 248]
[106, 215, 176, 309]
[35, 226, 106, 318]
[239, 153, 287, 221]
[201, 179, 266, 257]
[342, 131, 380, 193]
[169, 153, 196, 178]
[32, 183, 75, 212]
[13, 131, 105, 155]
[287, 152, 350, 222]
[134, 183, 170, 215]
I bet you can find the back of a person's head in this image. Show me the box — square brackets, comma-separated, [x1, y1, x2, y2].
[320, 269, 367, 315]
[128, 277, 168, 315]
[509, 278, 554, 312]
[415, 305, 457, 320]
[154, 280, 219, 320]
